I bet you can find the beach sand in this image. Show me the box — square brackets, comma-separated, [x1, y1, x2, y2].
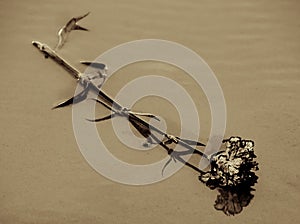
[0, 0, 299, 223]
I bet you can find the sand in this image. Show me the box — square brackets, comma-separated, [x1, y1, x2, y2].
[0, 0, 299, 223]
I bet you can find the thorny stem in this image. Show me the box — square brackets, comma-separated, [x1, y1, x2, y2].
[150, 133, 205, 174]
[32, 40, 209, 172]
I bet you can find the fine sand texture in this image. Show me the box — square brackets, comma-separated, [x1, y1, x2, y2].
[1, 0, 299, 223]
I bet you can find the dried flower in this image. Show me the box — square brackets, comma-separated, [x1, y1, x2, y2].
[199, 136, 259, 189]
[198, 136, 259, 215]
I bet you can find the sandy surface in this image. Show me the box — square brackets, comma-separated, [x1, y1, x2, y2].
[1, 0, 300, 223]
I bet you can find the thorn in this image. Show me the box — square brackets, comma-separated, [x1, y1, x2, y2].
[74, 25, 89, 31]
[80, 61, 107, 70]
[86, 114, 115, 122]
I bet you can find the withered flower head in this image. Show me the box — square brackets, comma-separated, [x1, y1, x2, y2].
[199, 136, 259, 215]
[199, 136, 259, 189]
